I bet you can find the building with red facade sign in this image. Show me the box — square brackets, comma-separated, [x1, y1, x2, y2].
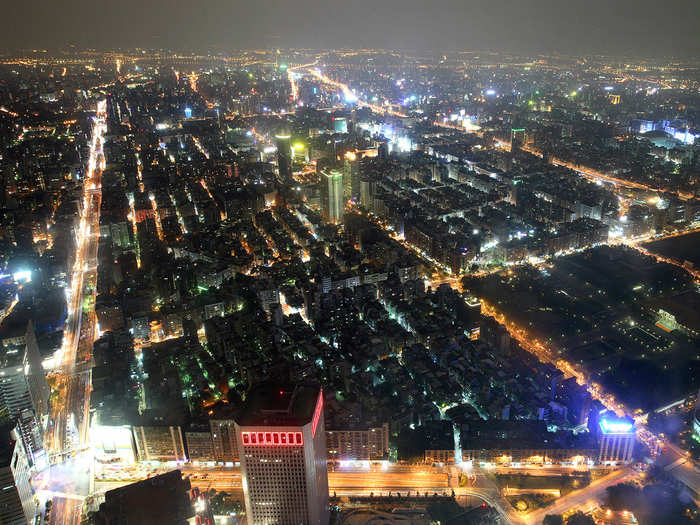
[235, 383, 329, 525]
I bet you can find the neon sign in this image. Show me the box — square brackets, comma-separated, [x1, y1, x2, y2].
[241, 431, 303, 446]
[311, 390, 323, 437]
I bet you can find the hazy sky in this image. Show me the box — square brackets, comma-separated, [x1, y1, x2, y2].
[2, 0, 699, 57]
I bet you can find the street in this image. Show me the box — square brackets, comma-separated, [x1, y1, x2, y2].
[42, 100, 107, 525]
[85, 461, 637, 525]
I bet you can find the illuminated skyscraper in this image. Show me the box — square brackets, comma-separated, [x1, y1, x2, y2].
[235, 383, 329, 525]
[275, 131, 293, 181]
[320, 167, 344, 224]
[598, 415, 635, 464]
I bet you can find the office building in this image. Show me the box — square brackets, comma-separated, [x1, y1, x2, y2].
[326, 423, 389, 461]
[0, 424, 36, 525]
[598, 416, 635, 464]
[320, 167, 344, 224]
[93, 470, 193, 525]
[275, 131, 293, 181]
[235, 383, 329, 525]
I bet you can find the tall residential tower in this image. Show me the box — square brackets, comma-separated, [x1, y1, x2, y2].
[235, 383, 329, 525]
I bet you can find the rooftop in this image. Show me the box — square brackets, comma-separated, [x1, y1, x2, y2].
[236, 382, 321, 428]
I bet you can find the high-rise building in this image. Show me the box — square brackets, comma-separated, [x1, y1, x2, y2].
[0, 424, 36, 525]
[319, 167, 344, 224]
[235, 383, 329, 525]
[1, 322, 50, 425]
[275, 131, 293, 181]
[598, 416, 635, 464]
[510, 128, 526, 151]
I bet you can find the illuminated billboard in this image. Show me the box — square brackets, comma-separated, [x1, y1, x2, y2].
[600, 418, 634, 435]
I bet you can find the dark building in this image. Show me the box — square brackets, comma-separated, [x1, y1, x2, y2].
[92, 470, 193, 525]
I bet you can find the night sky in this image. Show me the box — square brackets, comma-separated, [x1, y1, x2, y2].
[2, 0, 699, 57]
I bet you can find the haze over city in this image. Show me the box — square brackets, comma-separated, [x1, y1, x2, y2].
[2, 0, 700, 57]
